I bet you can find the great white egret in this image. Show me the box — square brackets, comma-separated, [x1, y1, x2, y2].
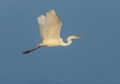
[23, 9, 84, 54]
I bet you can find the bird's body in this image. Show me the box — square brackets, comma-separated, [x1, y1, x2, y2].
[23, 9, 83, 54]
[38, 36, 73, 47]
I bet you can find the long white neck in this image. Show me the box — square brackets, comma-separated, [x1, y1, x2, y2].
[62, 36, 73, 46]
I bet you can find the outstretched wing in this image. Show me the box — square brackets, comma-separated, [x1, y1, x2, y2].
[43, 9, 62, 41]
[37, 15, 46, 40]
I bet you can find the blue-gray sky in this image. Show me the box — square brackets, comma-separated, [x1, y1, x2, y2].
[0, 0, 120, 84]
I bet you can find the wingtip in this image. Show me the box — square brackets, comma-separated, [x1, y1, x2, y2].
[37, 15, 46, 25]
[47, 9, 55, 14]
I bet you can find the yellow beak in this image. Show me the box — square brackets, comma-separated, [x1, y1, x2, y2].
[76, 37, 84, 39]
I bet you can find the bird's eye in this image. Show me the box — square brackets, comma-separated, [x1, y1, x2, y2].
[74, 36, 77, 38]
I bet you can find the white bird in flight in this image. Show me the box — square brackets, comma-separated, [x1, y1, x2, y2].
[23, 9, 84, 54]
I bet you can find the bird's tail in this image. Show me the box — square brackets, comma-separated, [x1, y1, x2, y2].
[22, 46, 44, 54]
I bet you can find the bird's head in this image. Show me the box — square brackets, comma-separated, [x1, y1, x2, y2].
[65, 36, 84, 46]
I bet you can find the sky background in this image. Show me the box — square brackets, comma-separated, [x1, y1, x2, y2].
[0, 0, 120, 84]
